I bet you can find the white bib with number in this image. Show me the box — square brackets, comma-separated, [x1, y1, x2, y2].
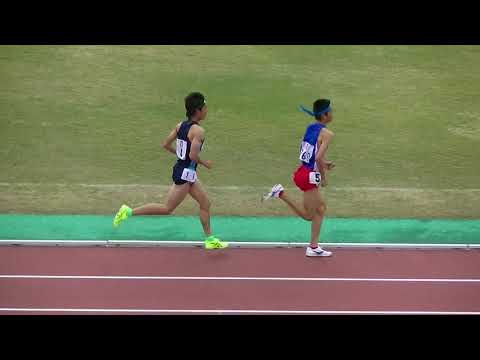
[299, 141, 315, 162]
[176, 139, 188, 160]
[181, 168, 197, 183]
[308, 171, 321, 185]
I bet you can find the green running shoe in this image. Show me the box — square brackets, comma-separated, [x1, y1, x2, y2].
[204, 235, 229, 249]
[113, 204, 132, 227]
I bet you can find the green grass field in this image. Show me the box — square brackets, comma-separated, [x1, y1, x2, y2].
[1, 45, 479, 218]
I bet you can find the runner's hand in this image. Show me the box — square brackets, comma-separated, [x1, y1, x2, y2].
[203, 160, 213, 169]
[325, 160, 335, 170]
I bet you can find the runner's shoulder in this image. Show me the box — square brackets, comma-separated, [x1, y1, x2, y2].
[187, 123, 205, 141]
[321, 128, 334, 137]
[191, 123, 205, 135]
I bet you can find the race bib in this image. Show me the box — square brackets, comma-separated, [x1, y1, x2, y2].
[176, 139, 187, 160]
[299, 141, 315, 162]
[308, 171, 321, 185]
[181, 168, 197, 183]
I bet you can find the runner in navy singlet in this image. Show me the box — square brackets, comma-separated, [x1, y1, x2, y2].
[113, 92, 228, 250]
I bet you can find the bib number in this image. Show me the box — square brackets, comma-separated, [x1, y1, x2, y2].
[181, 168, 197, 183]
[176, 139, 187, 160]
[299, 141, 315, 162]
[309, 171, 321, 185]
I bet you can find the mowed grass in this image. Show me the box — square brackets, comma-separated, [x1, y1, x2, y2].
[0, 45, 479, 218]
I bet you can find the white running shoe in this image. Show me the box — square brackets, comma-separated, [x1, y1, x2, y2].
[306, 246, 332, 257]
[262, 184, 284, 202]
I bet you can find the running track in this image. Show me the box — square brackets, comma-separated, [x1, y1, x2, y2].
[1, 246, 480, 314]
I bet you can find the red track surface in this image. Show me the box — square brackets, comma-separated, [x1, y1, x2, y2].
[1, 246, 480, 314]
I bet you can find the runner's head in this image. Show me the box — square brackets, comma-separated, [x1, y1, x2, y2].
[313, 99, 332, 124]
[185, 92, 208, 122]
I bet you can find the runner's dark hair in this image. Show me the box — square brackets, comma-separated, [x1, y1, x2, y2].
[185, 92, 206, 118]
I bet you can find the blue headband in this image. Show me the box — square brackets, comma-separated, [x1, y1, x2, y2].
[299, 105, 331, 117]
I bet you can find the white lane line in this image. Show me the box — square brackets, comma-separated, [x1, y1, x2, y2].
[1, 182, 480, 193]
[1, 275, 480, 282]
[2, 240, 479, 249]
[0, 308, 479, 315]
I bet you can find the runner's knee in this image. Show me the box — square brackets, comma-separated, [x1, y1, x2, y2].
[303, 212, 313, 221]
[199, 198, 211, 211]
[317, 203, 326, 216]
[303, 208, 315, 221]
[164, 203, 177, 215]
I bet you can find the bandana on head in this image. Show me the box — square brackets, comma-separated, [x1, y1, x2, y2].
[299, 105, 331, 117]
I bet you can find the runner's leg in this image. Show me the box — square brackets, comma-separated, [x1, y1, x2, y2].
[189, 180, 212, 236]
[132, 183, 190, 215]
[303, 188, 326, 248]
[279, 191, 313, 221]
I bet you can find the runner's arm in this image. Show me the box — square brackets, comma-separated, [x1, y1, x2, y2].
[189, 127, 212, 169]
[315, 130, 334, 184]
[162, 123, 181, 155]
[315, 129, 334, 167]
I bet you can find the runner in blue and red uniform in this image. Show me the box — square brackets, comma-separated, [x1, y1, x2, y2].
[262, 99, 335, 257]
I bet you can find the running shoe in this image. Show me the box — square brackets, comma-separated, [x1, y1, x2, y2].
[306, 246, 332, 257]
[113, 204, 132, 227]
[262, 184, 284, 202]
[204, 236, 229, 249]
